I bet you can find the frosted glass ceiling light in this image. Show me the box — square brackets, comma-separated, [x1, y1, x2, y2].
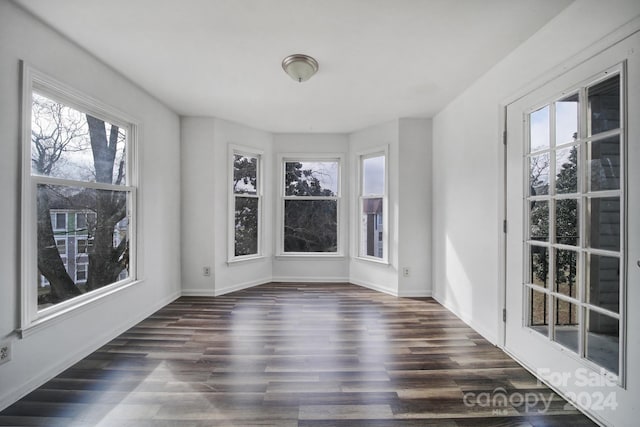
[282, 54, 319, 82]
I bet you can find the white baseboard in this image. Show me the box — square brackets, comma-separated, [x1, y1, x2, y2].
[214, 278, 272, 296]
[0, 290, 180, 412]
[349, 278, 398, 296]
[271, 276, 349, 283]
[181, 288, 215, 297]
[431, 291, 498, 345]
[398, 289, 433, 298]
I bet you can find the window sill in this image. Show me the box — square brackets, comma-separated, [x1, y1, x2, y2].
[227, 255, 268, 265]
[353, 256, 390, 266]
[18, 279, 143, 339]
[275, 254, 346, 261]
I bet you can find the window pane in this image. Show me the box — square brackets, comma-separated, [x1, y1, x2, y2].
[76, 264, 87, 282]
[285, 161, 338, 196]
[31, 92, 127, 185]
[555, 94, 578, 145]
[589, 136, 620, 191]
[554, 298, 579, 353]
[529, 200, 549, 241]
[528, 288, 549, 336]
[361, 198, 383, 258]
[233, 154, 258, 195]
[284, 200, 337, 252]
[76, 213, 86, 229]
[37, 184, 129, 309]
[234, 197, 258, 256]
[529, 245, 549, 288]
[588, 75, 620, 136]
[555, 199, 579, 246]
[363, 155, 384, 195]
[588, 197, 620, 251]
[52, 213, 66, 230]
[77, 238, 93, 254]
[55, 239, 66, 255]
[75, 211, 96, 234]
[588, 254, 620, 313]
[530, 154, 550, 196]
[555, 146, 578, 194]
[555, 249, 578, 298]
[530, 106, 550, 152]
[586, 310, 619, 375]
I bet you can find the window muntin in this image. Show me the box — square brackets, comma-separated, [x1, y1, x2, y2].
[230, 150, 261, 260]
[22, 67, 137, 328]
[359, 153, 386, 260]
[281, 159, 341, 254]
[524, 70, 624, 377]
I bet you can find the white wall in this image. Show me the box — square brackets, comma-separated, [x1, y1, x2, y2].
[432, 0, 640, 345]
[180, 117, 217, 295]
[397, 118, 432, 297]
[180, 117, 273, 296]
[432, 0, 640, 425]
[0, 1, 181, 410]
[272, 133, 350, 282]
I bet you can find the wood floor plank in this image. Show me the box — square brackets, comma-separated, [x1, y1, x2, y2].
[0, 283, 597, 426]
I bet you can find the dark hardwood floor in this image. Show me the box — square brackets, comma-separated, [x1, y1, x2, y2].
[0, 283, 597, 426]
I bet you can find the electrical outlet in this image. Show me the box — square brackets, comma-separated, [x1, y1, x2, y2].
[203, 266, 211, 277]
[0, 341, 11, 366]
[402, 267, 410, 277]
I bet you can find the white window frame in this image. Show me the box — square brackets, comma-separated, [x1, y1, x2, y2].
[277, 153, 345, 258]
[228, 144, 263, 263]
[357, 147, 388, 264]
[20, 63, 139, 336]
[522, 63, 626, 382]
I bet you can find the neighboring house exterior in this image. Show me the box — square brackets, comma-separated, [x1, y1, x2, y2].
[362, 198, 383, 258]
[39, 209, 127, 287]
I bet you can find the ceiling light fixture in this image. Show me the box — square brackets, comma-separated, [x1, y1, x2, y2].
[282, 54, 319, 82]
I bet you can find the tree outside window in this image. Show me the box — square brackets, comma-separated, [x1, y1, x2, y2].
[232, 153, 260, 258]
[282, 160, 339, 253]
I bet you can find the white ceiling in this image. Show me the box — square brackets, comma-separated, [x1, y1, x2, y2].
[14, 0, 572, 133]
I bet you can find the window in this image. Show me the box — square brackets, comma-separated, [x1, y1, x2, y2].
[55, 238, 67, 256]
[229, 147, 262, 260]
[281, 157, 341, 254]
[76, 238, 93, 255]
[524, 70, 624, 376]
[359, 152, 387, 261]
[75, 211, 96, 233]
[51, 212, 66, 231]
[76, 263, 87, 282]
[21, 66, 137, 330]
